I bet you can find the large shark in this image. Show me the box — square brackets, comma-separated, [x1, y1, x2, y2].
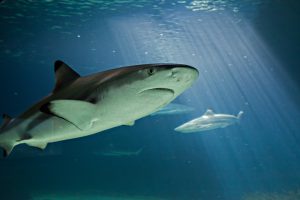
[175, 109, 243, 133]
[0, 60, 198, 156]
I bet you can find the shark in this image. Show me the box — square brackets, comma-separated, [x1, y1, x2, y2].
[174, 109, 243, 133]
[150, 103, 194, 116]
[95, 147, 144, 157]
[0, 60, 198, 156]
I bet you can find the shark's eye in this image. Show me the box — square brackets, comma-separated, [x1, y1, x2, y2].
[147, 68, 155, 76]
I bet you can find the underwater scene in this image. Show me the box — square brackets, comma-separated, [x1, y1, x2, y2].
[0, 0, 300, 200]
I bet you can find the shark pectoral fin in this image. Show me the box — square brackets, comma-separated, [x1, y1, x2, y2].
[1, 114, 12, 130]
[27, 142, 47, 150]
[40, 100, 97, 130]
[124, 121, 135, 126]
[53, 60, 80, 93]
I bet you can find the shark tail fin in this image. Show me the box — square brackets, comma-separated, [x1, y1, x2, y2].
[0, 141, 15, 157]
[237, 111, 244, 120]
[135, 147, 144, 155]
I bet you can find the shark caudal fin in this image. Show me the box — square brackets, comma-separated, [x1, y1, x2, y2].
[0, 141, 14, 157]
[0, 114, 15, 157]
[135, 147, 144, 155]
[237, 111, 244, 120]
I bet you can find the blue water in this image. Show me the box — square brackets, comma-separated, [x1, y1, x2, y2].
[0, 1, 300, 200]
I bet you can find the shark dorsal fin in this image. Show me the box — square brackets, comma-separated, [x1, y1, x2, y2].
[1, 114, 12, 130]
[53, 60, 80, 93]
[204, 109, 214, 116]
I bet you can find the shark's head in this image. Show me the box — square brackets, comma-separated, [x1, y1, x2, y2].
[95, 63, 198, 98]
[110, 64, 199, 93]
[127, 63, 198, 97]
[174, 121, 196, 133]
[119, 64, 199, 109]
[93, 63, 199, 119]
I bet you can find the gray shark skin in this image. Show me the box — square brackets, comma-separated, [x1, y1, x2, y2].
[0, 60, 198, 156]
[150, 103, 194, 116]
[175, 109, 243, 133]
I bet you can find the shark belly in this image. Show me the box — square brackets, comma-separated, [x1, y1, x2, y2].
[13, 113, 85, 148]
[20, 83, 174, 147]
[92, 83, 175, 127]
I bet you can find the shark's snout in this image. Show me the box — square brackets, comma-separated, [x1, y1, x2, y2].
[169, 67, 198, 84]
[174, 124, 188, 132]
[158, 65, 198, 96]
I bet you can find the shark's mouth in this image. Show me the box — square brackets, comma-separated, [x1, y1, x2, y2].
[139, 87, 174, 96]
[138, 88, 175, 112]
[138, 88, 175, 103]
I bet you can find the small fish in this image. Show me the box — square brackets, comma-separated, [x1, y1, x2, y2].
[0, 60, 198, 157]
[175, 109, 243, 133]
[151, 103, 194, 116]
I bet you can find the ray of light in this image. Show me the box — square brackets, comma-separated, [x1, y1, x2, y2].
[108, 9, 300, 199]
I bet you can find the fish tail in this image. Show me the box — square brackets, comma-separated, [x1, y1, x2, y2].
[237, 111, 244, 120]
[0, 141, 15, 157]
[136, 147, 144, 155]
